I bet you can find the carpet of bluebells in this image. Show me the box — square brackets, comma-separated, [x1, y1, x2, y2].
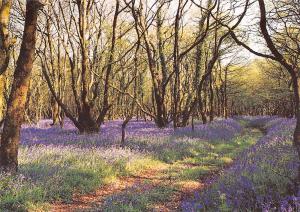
[20, 118, 242, 147]
[0, 118, 243, 211]
[182, 116, 300, 211]
[2, 116, 298, 211]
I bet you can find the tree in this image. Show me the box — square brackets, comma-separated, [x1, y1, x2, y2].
[0, 0, 12, 123]
[0, 0, 12, 75]
[126, 0, 172, 128]
[0, 0, 44, 172]
[40, 0, 127, 134]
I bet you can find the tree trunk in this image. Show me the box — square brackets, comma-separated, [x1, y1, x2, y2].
[99, 0, 120, 125]
[121, 117, 131, 148]
[172, 0, 182, 129]
[224, 67, 228, 119]
[51, 100, 61, 126]
[154, 93, 168, 128]
[209, 74, 214, 122]
[199, 99, 207, 124]
[0, 0, 12, 75]
[0, 74, 6, 122]
[291, 76, 300, 191]
[78, 106, 99, 134]
[191, 115, 195, 131]
[0, 0, 12, 124]
[155, 1, 168, 128]
[0, 0, 43, 172]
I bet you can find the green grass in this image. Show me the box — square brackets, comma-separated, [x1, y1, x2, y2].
[0, 147, 160, 211]
[0, 124, 262, 211]
[161, 129, 262, 182]
[102, 185, 176, 212]
[99, 128, 263, 211]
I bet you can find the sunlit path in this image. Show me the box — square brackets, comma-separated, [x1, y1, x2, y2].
[49, 121, 263, 211]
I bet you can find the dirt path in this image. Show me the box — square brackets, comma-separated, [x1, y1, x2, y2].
[51, 164, 204, 212]
[50, 163, 237, 212]
[51, 128, 263, 212]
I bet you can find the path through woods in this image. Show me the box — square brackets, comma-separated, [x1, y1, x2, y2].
[51, 127, 263, 212]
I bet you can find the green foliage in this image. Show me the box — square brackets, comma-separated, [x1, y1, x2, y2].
[228, 60, 293, 116]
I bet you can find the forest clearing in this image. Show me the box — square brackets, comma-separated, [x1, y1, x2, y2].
[0, 0, 300, 211]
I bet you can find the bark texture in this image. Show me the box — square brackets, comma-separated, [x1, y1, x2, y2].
[0, 0, 12, 75]
[0, 0, 43, 172]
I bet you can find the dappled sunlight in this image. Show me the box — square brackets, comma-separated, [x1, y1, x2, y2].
[0, 118, 249, 210]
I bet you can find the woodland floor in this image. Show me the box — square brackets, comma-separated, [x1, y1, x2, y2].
[50, 127, 263, 212]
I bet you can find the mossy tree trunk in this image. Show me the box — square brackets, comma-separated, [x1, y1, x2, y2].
[0, 0, 12, 124]
[0, 0, 43, 173]
[0, 0, 12, 76]
[0, 74, 6, 123]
